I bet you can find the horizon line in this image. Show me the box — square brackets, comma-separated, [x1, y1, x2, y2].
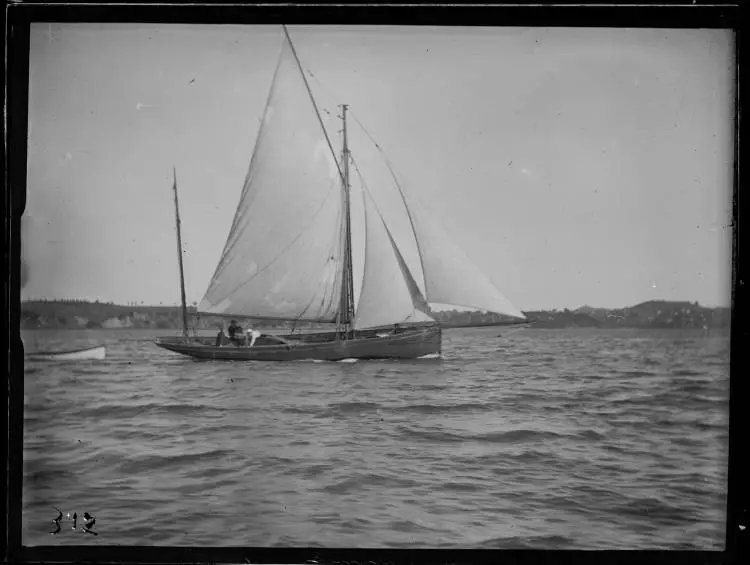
[19, 298, 732, 311]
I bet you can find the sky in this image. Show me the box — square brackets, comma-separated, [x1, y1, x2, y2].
[22, 24, 734, 310]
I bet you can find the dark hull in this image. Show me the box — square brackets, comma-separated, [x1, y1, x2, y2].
[154, 326, 442, 361]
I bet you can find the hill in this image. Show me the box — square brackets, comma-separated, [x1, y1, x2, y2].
[522, 310, 601, 329]
[569, 300, 729, 329]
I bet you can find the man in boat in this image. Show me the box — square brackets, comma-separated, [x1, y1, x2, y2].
[245, 327, 262, 348]
[215, 324, 226, 347]
[227, 320, 243, 346]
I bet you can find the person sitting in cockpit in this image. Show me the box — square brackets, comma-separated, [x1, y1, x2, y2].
[227, 320, 243, 346]
[245, 327, 262, 347]
[215, 325, 226, 347]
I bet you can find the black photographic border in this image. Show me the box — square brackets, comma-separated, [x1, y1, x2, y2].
[4, 1, 747, 564]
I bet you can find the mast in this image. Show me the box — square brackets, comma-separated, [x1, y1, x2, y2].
[338, 104, 355, 335]
[280, 25, 353, 332]
[172, 167, 189, 337]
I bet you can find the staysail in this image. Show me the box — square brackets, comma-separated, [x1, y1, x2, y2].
[198, 34, 344, 322]
[353, 190, 435, 330]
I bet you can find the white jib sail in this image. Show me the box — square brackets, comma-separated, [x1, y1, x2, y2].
[406, 200, 526, 320]
[354, 191, 435, 330]
[198, 35, 344, 322]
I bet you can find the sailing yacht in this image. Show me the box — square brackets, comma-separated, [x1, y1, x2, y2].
[154, 26, 525, 362]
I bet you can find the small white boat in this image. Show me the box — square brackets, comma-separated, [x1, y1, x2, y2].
[26, 345, 106, 361]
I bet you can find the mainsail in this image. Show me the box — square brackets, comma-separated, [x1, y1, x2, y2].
[198, 34, 345, 322]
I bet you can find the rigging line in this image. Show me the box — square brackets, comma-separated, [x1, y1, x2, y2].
[326, 225, 345, 323]
[212, 179, 341, 304]
[335, 153, 349, 328]
[305, 69, 339, 115]
[354, 177, 371, 326]
[333, 200, 346, 315]
[342, 155, 368, 320]
[282, 25, 345, 186]
[297, 230, 343, 322]
[350, 159, 399, 285]
[331, 186, 346, 308]
[312, 206, 345, 320]
[288, 272, 337, 332]
[347, 110, 429, 295]
[293, 291, 321, 324]
[349, 156, 391, 236]
[304, 68, 345, 145]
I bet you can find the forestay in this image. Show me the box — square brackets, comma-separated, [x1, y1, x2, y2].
[199, 36, 345, 322]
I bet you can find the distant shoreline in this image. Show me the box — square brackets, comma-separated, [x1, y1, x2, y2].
[19, 299, 730, 331]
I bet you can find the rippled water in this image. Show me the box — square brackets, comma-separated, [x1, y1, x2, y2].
[21, 327, 729, 548]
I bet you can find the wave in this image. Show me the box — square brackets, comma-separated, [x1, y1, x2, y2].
[391, 402, 496, 415]
[613, 495, 700, 526]
[577, 429, 607, 440]
[671, 369, 705, 377]
[69, 366, 111, 376]
[319, 472, 420, 494]
[322, 401, 380, 415]
[477, 429, 569, 442]
[83, 402, 225, 420]
[476, 534, 576, 549]
[400, 427, 568, 444]
[279, 404, 323, 416]
[675, 382, 712, 394]
[384, 518, 436, 534]
[619, 370, 659, 378]
[25, 465, 77, 484]
[278, 400, 387, 420]
[435, 480, 484, 493]
[694, 420, 728, 432]
[116, 448, 236, 475]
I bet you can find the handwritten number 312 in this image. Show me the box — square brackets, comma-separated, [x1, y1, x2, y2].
[50, 507, 98, 536]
